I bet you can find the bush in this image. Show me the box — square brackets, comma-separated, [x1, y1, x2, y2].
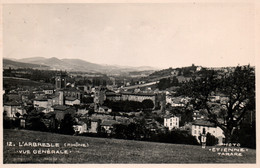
[198, 133, 218, 146]
[150, 130, 199, 145]
[231, 122, 256, 149]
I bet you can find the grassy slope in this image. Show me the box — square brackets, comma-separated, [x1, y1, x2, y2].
[3, 129, 256, 164]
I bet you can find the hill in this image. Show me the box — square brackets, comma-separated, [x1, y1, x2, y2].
[3, 59, 50, 70]
[3, 129, 256, 163]
[3, 77, 54, 89]
[13, 57, 157, 74]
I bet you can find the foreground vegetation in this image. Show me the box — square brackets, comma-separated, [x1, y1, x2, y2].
[3, 129, 256, 163]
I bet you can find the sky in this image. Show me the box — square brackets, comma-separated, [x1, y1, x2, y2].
[3, 3, 255, 68]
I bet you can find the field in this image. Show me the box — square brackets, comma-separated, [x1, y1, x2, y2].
[3, 77, 53, 88]
[3, 129, 256, 164]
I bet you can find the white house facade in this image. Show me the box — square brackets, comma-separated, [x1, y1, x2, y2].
[164, 116, 180, 130]
[191, 120, 225, 145]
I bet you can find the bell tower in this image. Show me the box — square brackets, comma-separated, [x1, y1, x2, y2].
[55, 71, 67, 90]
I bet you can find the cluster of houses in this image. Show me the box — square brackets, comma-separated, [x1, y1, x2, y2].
[163, 113, 225, 145]
[3, 72, 226, 145]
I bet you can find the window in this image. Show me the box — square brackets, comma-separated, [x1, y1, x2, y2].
[194, 130, 196, 134]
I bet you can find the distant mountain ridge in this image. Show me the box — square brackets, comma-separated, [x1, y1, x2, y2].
[3, 57, 157, 74]
[3, 59, 50, 70]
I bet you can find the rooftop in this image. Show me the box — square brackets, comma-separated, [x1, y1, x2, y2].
[65, 96, 79, 101]
[100, 120, 119, 126]
[192, 120, 216, 127]
[52, 105, 71, 111]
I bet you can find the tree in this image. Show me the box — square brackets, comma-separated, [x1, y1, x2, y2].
[142, 99, 154, 110]
[178, 65, 255, 143]
[199, 133, 219, 146]
[59, 114, 75, 135]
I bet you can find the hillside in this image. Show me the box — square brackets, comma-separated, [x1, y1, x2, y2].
[3, 129, 256, 163]
[13, 57, 157, 74]
[3, 77, 54, 89]
[3, 59, 50, 70]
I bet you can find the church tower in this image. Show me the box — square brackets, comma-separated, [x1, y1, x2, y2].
[55, 71, 67, 90]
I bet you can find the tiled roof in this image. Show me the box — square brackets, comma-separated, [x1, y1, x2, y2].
[164, 114, 178, 119]
[100, 120, 119, 126]
[52, 105, 70, 111]
[192, 120, 216, 127]
[65, 97, 78, 101]
[34, 98, 48, 101]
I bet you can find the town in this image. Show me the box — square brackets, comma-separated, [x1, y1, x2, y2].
[3, 62, 255, 148]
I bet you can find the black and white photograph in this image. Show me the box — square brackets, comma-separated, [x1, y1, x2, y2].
[1, 0, 258, 166]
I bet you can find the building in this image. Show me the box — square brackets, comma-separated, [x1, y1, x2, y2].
[191, 120, 225, 145]
[105, 91, 165, 110]
[52, 105, 76, 121]
[164, 115, 180, 130]
[97, 106, 112, 114]
[63, 88, 82, 100]
[4, 101, 26, 118]
[121, 91, 156, 105]
[88, 119, 101, 133]
[65, 97, 80, 106]
[105, 92, 121, 101]
[43, 89, 54, 95]
[192, 110, 205, 121]
[77, 85, 92, 93]
[55, 72, 67, 89]
[33, 98, 48, 109]
[93, 87, 106, 105]
[100, 120, 119, 134]
[73, 121, 88, 134]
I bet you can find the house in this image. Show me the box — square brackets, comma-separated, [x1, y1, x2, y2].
[62, 87, 82, 101]
[191, 120, 225, 145]
[164, 115, 180, 130]
[105, 92, 121, 101]
[33, 98, 48, 109]
[97, 106, 112, 114]
[77, 108, 89, 115]
[34, 91, 46, 99]
[73, 120, 88, 134]
[196, 66, 202, 71]
[100, 120, 119, 134]
[179, 122, 192, 133]
[88, 119, 101, 133]
[65, 97, 80, 106]
[76, 85, 92, 93]
[171, 70, 179, 76]
[4, 101, 25, 118]
[20, 118, 26, 128]
[52, 105, 76, 121]
[193, 110, 205, 121]
[43, 89, 54, 95]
